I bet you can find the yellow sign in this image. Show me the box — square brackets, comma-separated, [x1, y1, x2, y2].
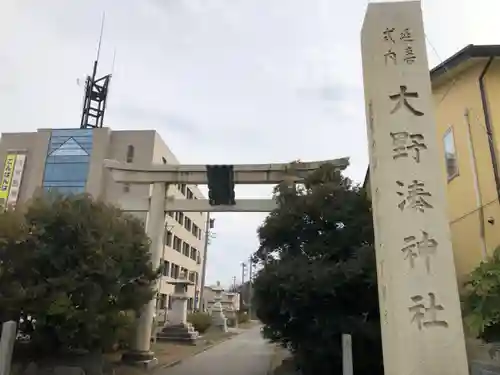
[0, 154, 16, 200]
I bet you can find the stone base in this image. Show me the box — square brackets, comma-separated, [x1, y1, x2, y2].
[157, 323, 199, 345]
[211, 311, 228, 332]
[217, 321, 228, 332]
[213, 318, 228, 332]
[121, 351, 158, 369]
[225, 311, 238, 328]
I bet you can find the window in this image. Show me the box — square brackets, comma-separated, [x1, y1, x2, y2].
[181, 184, 187, 195]
[168, 211, 174, 217]
[443, 127, 458, 180]
[178, 212, 184, 225]
[190, 247, 197, 260]
[165, 231, 173, 247]
[42, 129, 93, 195]
[189, 272, 195, 282]
[171, 263, 180, 279]
[44, 185, 85, 195]
[173, 236, 181, 251]
[126, 145, 134, 163]
[168, 295, 172, 309]
[44, 163, 89, 182]
[188, 298, 193, 311]
[162, 157, 167, 164]
[159, 293, 167, 309]
[181, 267, 188, 279]
[198, 228, 202, 240]
[192, 224, 198, 237]
[163, 260, 170, 277]
[182, 242, 190, 256]
[184, 217, 192, 232]
[186, 188, 193, 200]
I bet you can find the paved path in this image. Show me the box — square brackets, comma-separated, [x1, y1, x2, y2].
[159, 326, 274, 375]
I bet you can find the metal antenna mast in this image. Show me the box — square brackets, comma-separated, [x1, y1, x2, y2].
[80, 12, 112, 129]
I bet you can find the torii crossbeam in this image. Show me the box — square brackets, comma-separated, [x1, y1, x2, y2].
[104, 158, 349, 213]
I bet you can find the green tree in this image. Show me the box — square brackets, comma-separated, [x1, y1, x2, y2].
[0, 193, 159, 353]
[462, 246, 500, 342]
[252, 164, 383, 375]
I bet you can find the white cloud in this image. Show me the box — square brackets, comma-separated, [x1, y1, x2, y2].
[1, 0, 498, 284]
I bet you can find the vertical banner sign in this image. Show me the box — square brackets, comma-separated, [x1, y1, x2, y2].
[6, 154, 27, 209]
[0, 154, 16, 209]
[361, 2, 468, 375]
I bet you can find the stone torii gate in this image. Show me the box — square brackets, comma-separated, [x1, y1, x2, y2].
[104, 157, 349, 366]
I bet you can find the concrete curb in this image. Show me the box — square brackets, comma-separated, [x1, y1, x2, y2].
[153, 333, 238, 372]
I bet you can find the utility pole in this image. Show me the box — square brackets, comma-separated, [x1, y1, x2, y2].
[198, 215, 214, 312]
[248, 256, 253, 319]
[241, 262, 247, 286]
[240, 262, 247, 310]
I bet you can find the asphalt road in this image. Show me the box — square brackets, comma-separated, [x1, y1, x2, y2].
[159, 326, 274, 375]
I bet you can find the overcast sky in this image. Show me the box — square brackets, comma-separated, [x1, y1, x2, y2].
[1, 0, 498, 287]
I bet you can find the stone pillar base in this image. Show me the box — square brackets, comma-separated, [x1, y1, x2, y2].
[157, 323, 199, 345]
[121, 351, 158, 369]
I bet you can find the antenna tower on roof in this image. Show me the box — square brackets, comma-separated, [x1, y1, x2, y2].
[80, 12, 112, 129]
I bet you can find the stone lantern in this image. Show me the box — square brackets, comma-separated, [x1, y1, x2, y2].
[156, 272, 199, 344]
[210, 281, 228, 332]
[224, 292, 239, 328]
[168, 276, 192, 326]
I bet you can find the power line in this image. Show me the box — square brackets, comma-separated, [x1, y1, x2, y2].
[425, 34, 459, 106]
[449, 196, 499, 225]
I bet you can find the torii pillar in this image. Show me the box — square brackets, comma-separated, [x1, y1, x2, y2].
[121, 182, 166, 367]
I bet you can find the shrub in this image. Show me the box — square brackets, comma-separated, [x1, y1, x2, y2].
[462, 246, 500, 342]
[0, 193, 159, 354]
[187, 312, 212, 333]
[237, 311, 250, 324]
[252, 164, 383, 375]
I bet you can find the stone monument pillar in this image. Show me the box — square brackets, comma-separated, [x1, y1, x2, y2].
[210, 282, 228, 332]
[361, 2, 468, 375]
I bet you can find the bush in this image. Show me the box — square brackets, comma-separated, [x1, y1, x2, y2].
[462, 246, 500, 342]
[0, 193, 159, 354]
[252, 165, 383, 375]
[237, 311, 250, 324]
[187, 312, 212, 333]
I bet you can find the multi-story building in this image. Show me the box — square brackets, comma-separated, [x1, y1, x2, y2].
[0, 127, 208, 316]
[432, 44, 500, 281]
[364, 44, 500, 283]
